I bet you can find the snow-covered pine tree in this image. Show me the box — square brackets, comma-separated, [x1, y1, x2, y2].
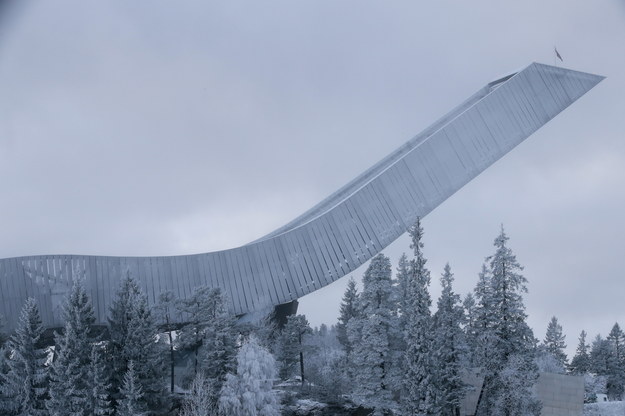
[490, 353, 542, 416]
[393, 253, 410, 356]
[1, 298, 48, 416]
[306, 325, 347, 402]
[568, 330, 590, 374]
[476, 226, 540, 416]
[179, 373, 216, 416]
[543, 316, 568, 368]
[395, 253, 410, 328]
[108, 274, 142, 396]
[400, 219, 437, 415]
[606, 323, 625, 400]
[123, 293, 167, 411]
[336, 277, 359, 354]
[118, 361, 145, 416]
[254, 311, 279, 354]
[469, 263, 495, 367]
[107, 275, 167, 412]
[607, 323, 625, 365]
[432, 263, 468, 416]
[462, 293, 475, 331]
[47, 277, 96, 416]
[276, 314, 312, 384]
[590, 335, 611, 375]
[200, 288, 237, 405]
[87, 344, 112, 416]
[348, 253, 397, 415]
[0, 345, 12, 413]
[177, 286, 219, 378]
[218, 335, 279, 416]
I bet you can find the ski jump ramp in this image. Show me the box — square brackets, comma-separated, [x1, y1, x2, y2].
[0, 63, 603, 331]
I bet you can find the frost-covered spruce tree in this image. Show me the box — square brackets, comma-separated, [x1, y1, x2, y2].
[468, 263, 495, 367]
[462, 293, 475, 330]
[118, 361, 145, 416]
[124, 293, 166, 410]
[107, 275, 166, 412]
[306, 325, 347, 402]
[543, 316, 568, 368]
[568, 330, 590, 374]
[476, 226, 540, 416]
[200, 288, 237, 404]
[348, 253, 397, 415]
[218, 335, 279, 416]
[0, 346, 11, 413]
[47, 277, 96, 416]
[395, 253, 410, 328]
[607, 323, 625, 365]
[87, 345, 112, 416]
[400, 219, 438, 415]
[1, 298, 48, 416]
[432, 263, 468, 416]
[276, 314, 312, 384]
[336, 277, 359, 354]
[491, 354, 541, 416]
[108, 274, 141, 393]
[606, 323, 625, 400]
[590, 335, 611, 375]
[392, 254, 411, 362]
[177, 286, 219, 378]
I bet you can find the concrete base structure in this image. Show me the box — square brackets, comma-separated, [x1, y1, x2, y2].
[460, 370, 584, 416]
[536, 372, 584, 416]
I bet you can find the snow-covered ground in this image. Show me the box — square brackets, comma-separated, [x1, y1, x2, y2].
[584, 401, 625, 416]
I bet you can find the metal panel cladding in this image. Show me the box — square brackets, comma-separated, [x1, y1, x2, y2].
[0, 63, 604, 331]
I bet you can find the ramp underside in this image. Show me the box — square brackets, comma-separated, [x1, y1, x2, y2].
[0, 63, 603, 331]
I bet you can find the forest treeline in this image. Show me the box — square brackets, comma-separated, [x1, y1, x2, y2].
[0, 220, 621, 416]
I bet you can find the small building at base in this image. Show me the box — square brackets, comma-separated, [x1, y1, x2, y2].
[460, 370, 584, 416]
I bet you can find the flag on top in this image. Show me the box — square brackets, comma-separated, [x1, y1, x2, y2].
[555, 47, 563, 62]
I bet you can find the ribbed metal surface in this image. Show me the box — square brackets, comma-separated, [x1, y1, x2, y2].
[0, 63, 603, 331]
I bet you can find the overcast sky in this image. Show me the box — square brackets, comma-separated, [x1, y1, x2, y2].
[1, 0, 624, 356]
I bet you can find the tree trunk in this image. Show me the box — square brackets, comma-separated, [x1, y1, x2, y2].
[168, 329, 175, 393]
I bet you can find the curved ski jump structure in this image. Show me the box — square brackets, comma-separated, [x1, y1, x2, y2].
[0, 63, 603, 331]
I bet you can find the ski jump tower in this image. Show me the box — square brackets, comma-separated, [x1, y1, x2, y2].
[0, 63, 603, 332]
